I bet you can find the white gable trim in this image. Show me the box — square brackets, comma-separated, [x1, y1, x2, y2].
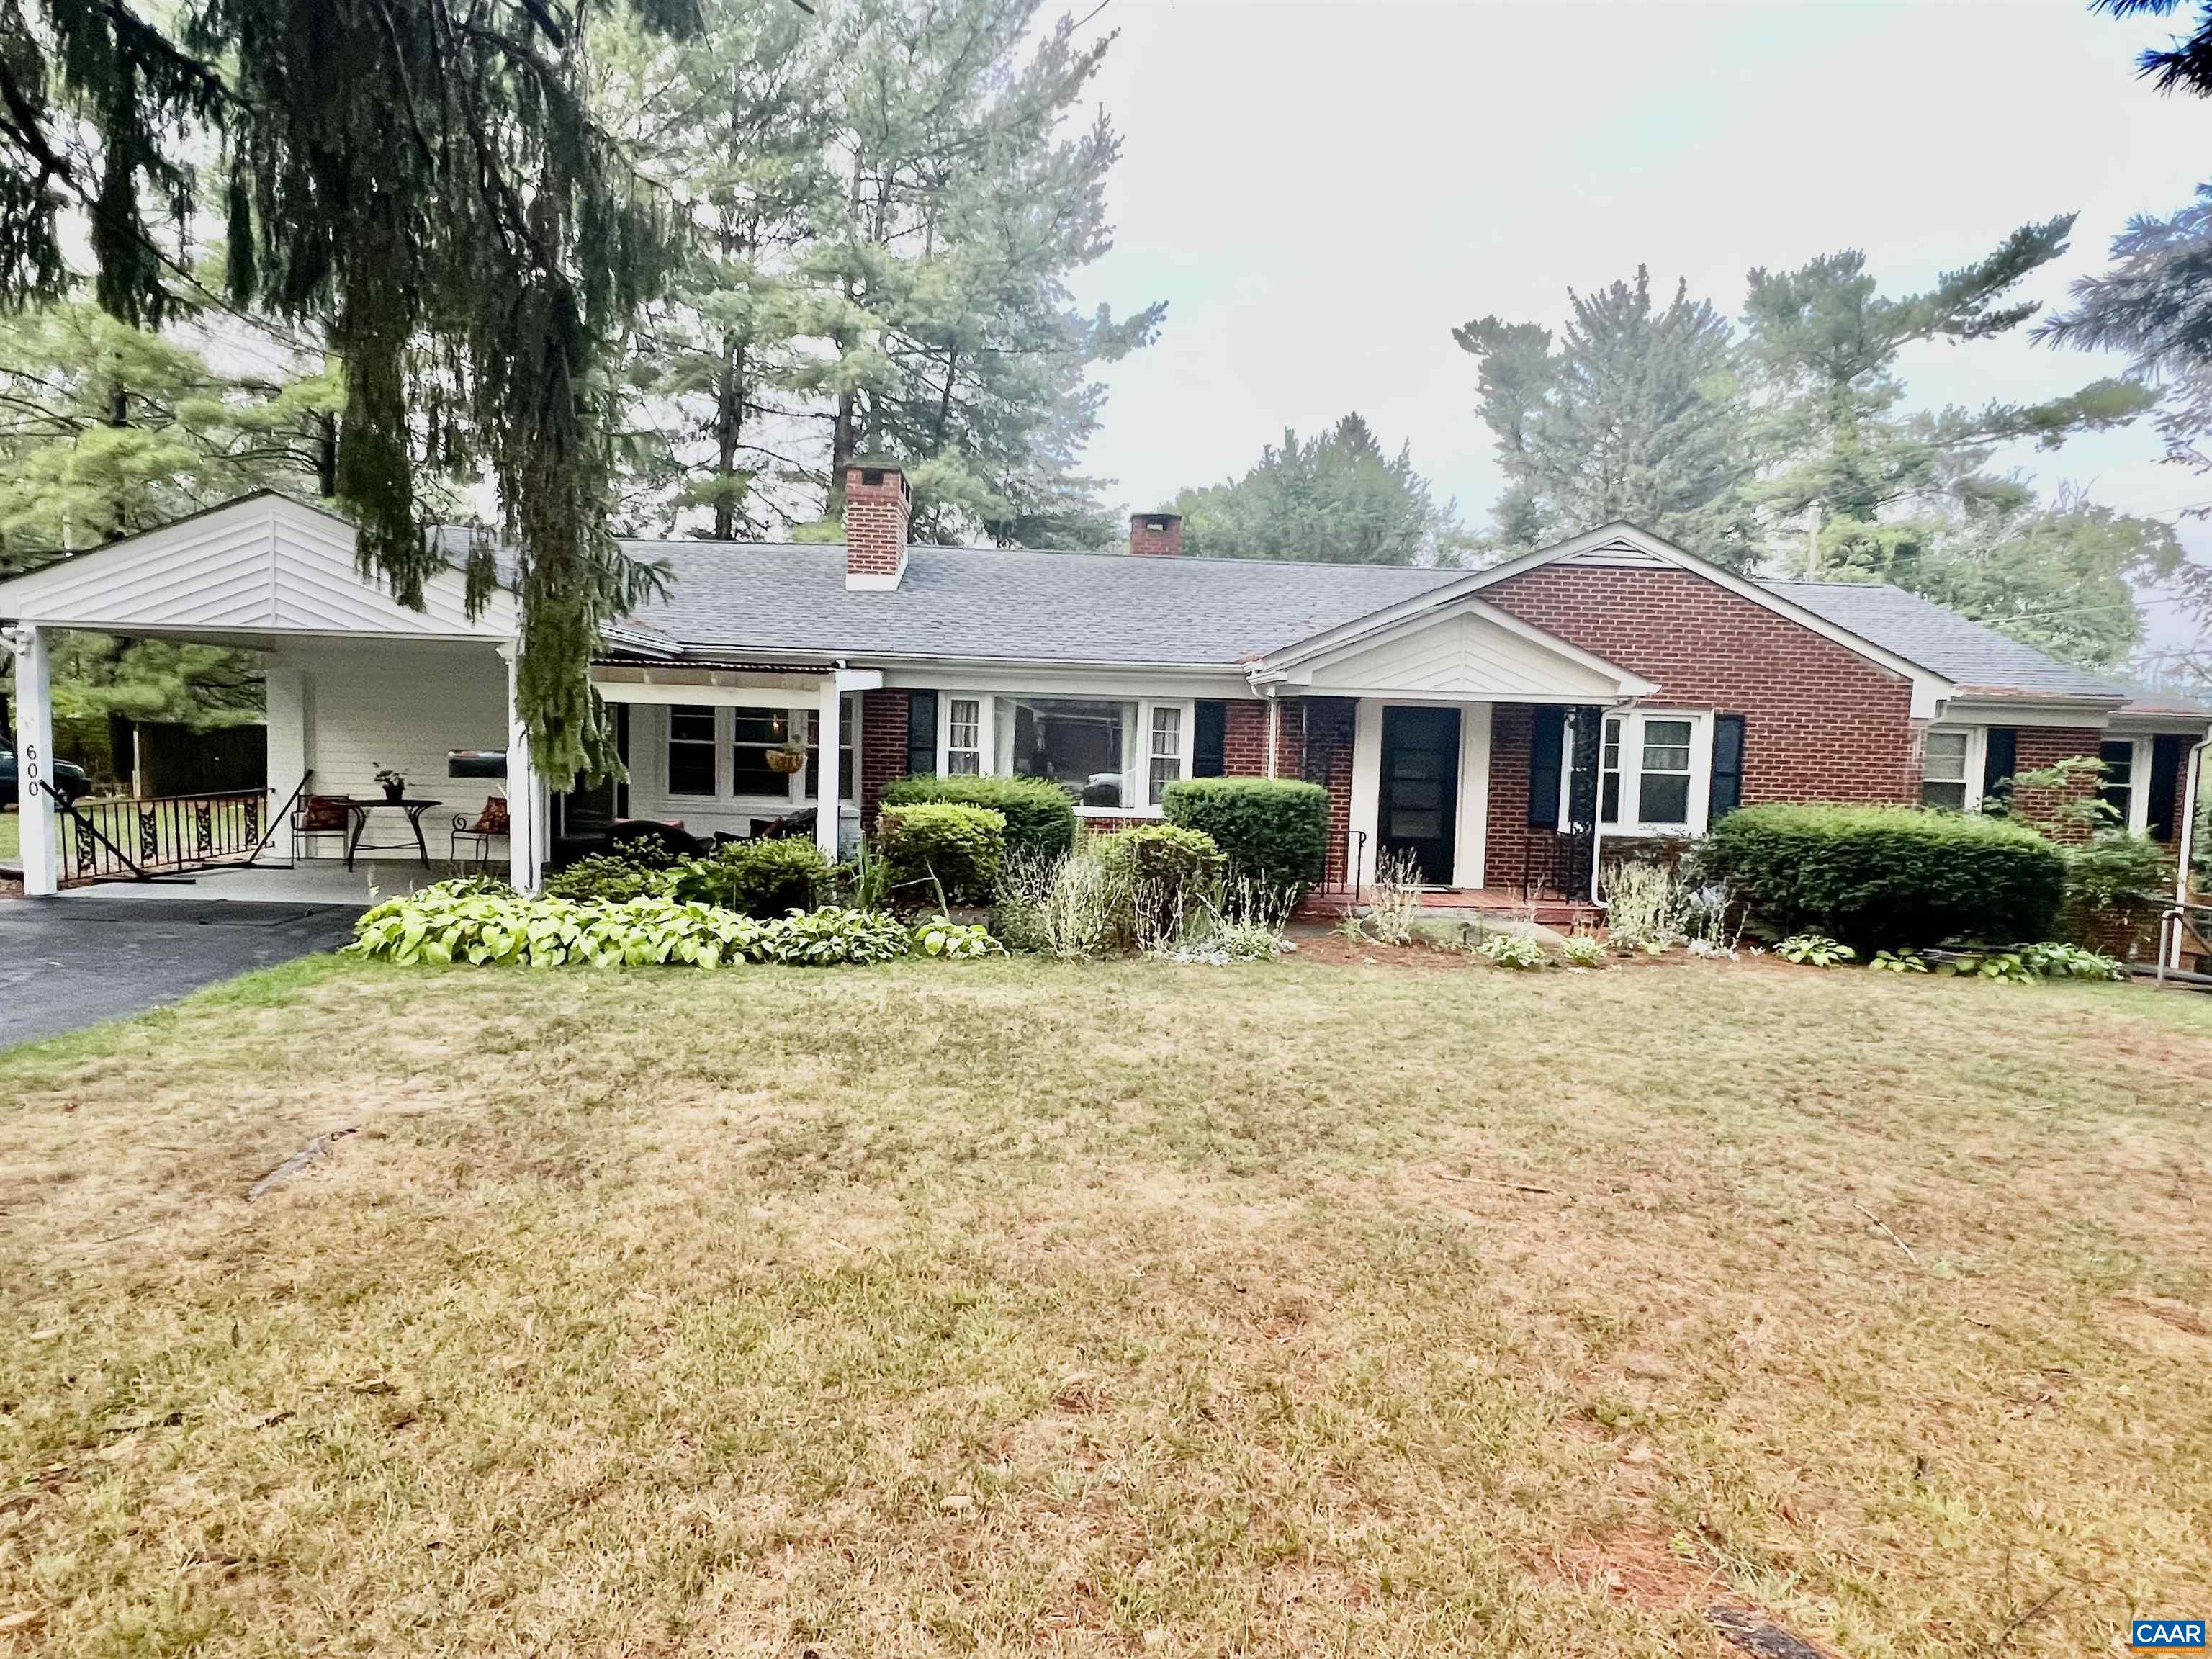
[1260, 521, 1958, 720]
[0, 492, 517, 641]
[1250, 593, 1655, 701]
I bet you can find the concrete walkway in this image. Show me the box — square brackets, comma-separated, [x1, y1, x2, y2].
[0, 895, 363, 1050]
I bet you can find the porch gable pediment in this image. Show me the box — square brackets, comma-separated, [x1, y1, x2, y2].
[0, 493, 515, 640]
[1254, 595, 1654, 702]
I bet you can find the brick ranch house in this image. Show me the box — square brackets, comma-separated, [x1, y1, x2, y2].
[2, 467, 2206, 906]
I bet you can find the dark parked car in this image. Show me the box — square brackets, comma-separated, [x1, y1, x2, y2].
[1, 745, 92, 804]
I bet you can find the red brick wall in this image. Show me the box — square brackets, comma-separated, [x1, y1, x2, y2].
[859, 688, 909, 829]
[1483, 565, 1923, 811]
[1223, 701, 1269, 776]
[1485, 703, 1542, 894]
[2008, 726, 2104, 845]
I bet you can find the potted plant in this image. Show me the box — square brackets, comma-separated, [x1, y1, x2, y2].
[765, 739, 809, 777]
[374, 765, 407, 803]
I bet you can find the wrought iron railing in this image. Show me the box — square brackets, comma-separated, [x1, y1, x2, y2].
[48, 785, 278, 887]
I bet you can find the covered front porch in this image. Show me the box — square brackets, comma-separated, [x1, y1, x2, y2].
[0, 495, 549, 899]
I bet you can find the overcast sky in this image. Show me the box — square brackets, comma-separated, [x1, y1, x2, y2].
[1059, 0, 2209, 661]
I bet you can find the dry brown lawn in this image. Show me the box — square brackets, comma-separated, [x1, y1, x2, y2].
[2, 949, 2209, 1658]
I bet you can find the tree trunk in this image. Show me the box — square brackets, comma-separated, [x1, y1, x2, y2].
[712, 338, 746, 541]
[316, 412, 338, 497]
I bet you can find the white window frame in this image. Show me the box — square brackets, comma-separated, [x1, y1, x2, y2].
[1918, 724, 2008, 815]
[932, 692, 1193, 817]
[2099, 734, 2153, 834]
[1578, 708, 1714, 837]
[940, 694, 988, 777]
[1920, 725, 1980, 814]
[665, 704, 721, 799]
[660, 697, 862, 809]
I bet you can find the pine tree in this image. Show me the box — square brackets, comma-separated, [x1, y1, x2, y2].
[794, 0, 1164, 542]
[0, 0, 706, 786]
[1455, 267, 1757, 564]
[1740, 222, 2154, 577]
[1172, 415, 1466, 565]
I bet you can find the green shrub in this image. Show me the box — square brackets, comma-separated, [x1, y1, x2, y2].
[882, 773, 1076, 860]
[912, 917, 1002, 958]
[1161, 778, 1328, 898]
[1700, 804, 2067, 950]
[543, 854, 674, 904]
[2065, 830, 2172, 912]
[1776, 932, 1855, 966]
[667, 837, 830, 918]
[1478, 932, 1547, 970]
[345, 886, 918, 968]
[878, 802, 1006, 905]
[1095, 822, 1225, 940]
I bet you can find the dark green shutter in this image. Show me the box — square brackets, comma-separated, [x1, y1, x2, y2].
[1709, 714, 1745, 820]
[2149, 733, 2185, 841]
[1192, 701, 1226, 778]
[904, 691, 938, 778]
[1528, 706, 1565, 828]
[1982, 727, 2018, 796]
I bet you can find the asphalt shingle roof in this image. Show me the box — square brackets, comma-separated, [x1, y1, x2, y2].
[1761, 579, 2132, 701]
[613, 539, 1462, 665]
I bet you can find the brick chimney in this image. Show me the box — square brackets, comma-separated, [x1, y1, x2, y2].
[844, 461, 909, 590]
[1130, 511, 1184, 558]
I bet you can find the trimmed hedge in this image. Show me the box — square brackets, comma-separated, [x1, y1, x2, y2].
[882, 774, 1076, 860]
[667, 837, 831, 918]
[1161, 778, 1329, 898]
[1699, 803, 2067, 950]
[1096, 822, 1226, 938]
[878, 802, 1006, 905]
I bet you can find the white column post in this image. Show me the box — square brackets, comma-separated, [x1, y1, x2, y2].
[815, 675, 842, 863]
[825, 667, 882, 860]
[264, 660, 312, 803]
[6, 624, 58, 896]
[500, 644, 541, 892]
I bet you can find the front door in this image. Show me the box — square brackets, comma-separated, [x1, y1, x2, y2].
[1379, 706, 1460, 885]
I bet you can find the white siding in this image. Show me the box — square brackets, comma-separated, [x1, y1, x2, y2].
[1305, 611, 1624, 701]
[276, 639, 511, 861]
[0, 495, 515, 638]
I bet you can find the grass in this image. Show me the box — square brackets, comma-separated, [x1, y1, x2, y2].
[2, 950, 2209, 1657]
[0, 810, 16, 863]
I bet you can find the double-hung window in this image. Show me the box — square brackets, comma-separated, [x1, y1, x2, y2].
[945, 698, 984, 775]
[1592, 710, 1710, 835]
[667, 705, 719, 797]
[1921, 729, 1972, 811]
[1148, 705, 1184, 807]
[729, 707, 795, 796]
[2099, 738, 2139, 828]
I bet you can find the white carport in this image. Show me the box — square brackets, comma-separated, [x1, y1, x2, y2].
[0, 493, 544, 895]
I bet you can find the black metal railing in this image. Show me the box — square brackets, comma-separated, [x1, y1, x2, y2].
[48, 785, 276, 886]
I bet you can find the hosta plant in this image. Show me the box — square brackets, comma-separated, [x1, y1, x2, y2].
[346, 885, 927, 970]
[1478, 932, 1547, 970]
[1776, 934, 1855, 967]
[1869, 948, 1930, 974]
[2018, 941, 2126, 981]
[1938, 950, 2034, 984]
[1559, 934, 1606, 968]
[913, 918, 1002, 958]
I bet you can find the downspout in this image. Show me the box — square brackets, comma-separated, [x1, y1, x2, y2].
[2162, 729, 2210, 977]
[1264, 688, 1280, 780]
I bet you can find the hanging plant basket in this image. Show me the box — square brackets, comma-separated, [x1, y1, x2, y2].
[766, 747, 809, 775]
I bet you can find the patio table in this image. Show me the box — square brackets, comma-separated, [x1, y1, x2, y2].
[335, 797, 443, 871]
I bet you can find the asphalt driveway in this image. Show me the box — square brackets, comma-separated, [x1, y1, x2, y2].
[0, 897, 362, 1049]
